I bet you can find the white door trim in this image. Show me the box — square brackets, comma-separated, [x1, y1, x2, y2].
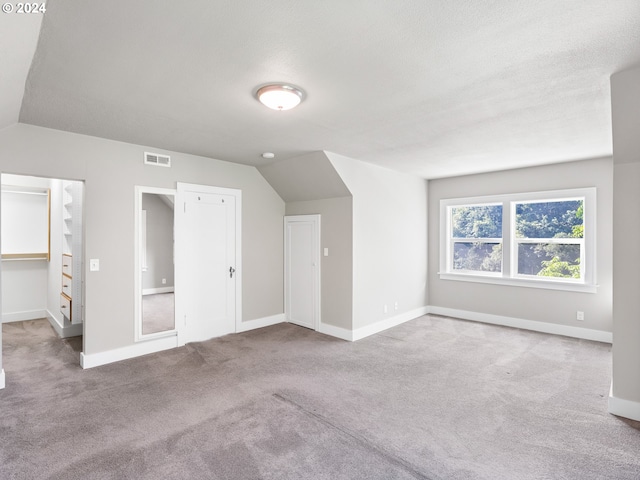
[175, 182, 242, 346]
[284, 215, 321, 331]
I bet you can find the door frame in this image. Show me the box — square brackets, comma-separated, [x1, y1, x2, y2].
[175, 182, 242, 346]
[284, 214, 321, 331]
[133, 185, 177, 343]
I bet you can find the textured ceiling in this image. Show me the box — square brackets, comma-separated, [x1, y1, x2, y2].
[17, 0, 640, 178]
[0, 11, 42, 130]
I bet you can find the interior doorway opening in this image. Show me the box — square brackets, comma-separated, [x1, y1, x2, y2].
[1, 173, 85, 373]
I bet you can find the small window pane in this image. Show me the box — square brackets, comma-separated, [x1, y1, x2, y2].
[515, 200, 583, 239]
[517, 243, 581, 278]
[451, 205, 502, 238]
[454, 242, 502, 272]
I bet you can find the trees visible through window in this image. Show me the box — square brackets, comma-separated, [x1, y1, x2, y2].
[440, 188, 595, 292]
[451, 204, 502, 273]
[515, 200, 583, 279]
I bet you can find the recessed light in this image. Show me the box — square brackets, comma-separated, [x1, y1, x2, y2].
[261, 152, 275, 159]
[255, 84, 304, 111]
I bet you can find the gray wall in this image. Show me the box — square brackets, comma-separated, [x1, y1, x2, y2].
[428, 157, 613, 333]
[286, 197, 353, 330]
[0, 123, 285, 358]
[141, 193, 174, 290]
[611, 66, 640, 405]
[328, 152, 429, 330]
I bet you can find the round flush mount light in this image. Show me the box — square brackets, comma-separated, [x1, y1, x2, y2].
[255, 84, 305, 111]
[261, 152, 275, 159]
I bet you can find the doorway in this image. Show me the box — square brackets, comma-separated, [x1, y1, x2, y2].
[1, 173, 85, 371]
[284, 215, 321, 330]
[175, 183, 241, 345]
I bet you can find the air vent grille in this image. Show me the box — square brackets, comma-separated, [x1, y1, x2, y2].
[144, 152, 171, 167]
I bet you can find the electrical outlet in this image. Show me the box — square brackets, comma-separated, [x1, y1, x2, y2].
[89, 259, 100, 272]
[576, 311, 585, 321]
[383, 304, 388, 314]
[162, 278, 167, 284]
[394, 301, 399, 311]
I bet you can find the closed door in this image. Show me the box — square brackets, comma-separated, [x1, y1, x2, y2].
[176, 184, 240, 344]
[285, 215, 320, 330]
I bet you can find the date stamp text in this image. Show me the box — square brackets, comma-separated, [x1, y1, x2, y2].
[2, 3, 46, 14]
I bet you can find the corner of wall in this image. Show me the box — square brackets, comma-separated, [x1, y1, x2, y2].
[609, 383, 640, 422]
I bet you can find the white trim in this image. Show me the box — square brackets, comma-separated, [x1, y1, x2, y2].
[318, 322, 353, 341]
[429, 306, 612, 343]
[440, 187, 597, 292]
[46, 309, 82, 338]
[236, 313, 285, 333]
[439, 273, 598, 293]
[608, 384, 640, 422]
[2, 309, 47, 323]
[80, 334, 178, 369]
[134, 186, 176, 343]
[142, 286, 175, 295]
[0, 369, 5, 389]
[352, 306, 431, 341]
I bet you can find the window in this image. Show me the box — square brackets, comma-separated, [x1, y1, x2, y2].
[440, 188, 596, 292]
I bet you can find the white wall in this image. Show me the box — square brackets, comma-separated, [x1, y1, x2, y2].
[0, 123, 285, 359]
[610, 65, 640, 418]
[286, 197, 353, 330]
[328, 152, 429, 330]
[428, 157, 613, 334]
[1, 173, 51, 323]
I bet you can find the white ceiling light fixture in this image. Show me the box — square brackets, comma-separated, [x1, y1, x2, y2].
[261, 152, 275, 159]
[255, 84, 304, 111]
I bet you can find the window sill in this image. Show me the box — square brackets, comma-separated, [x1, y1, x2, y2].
[438, 272, 598, 293]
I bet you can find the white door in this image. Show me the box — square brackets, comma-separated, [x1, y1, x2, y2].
[284, 215, 320, 330]
[176, 183, 241, 344]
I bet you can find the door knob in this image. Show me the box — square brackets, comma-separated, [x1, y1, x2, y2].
[229, 266, 236, 278]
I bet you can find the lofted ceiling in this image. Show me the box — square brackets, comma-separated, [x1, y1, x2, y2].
[10, 0, 640, 178]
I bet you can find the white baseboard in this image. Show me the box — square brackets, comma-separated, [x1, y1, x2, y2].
[429, 306, 612, 343]
[46, 310, 82, 338]
[608, 384, 640, 421]
[142, 287, 175, 295]
[352, 306, 431, 341]
[318, 322, 353, 341]
[2, 309, 47, 323]
[80, 334, 178, 369]
[0, 369, 5, 389]
[236, 313, 285, 333]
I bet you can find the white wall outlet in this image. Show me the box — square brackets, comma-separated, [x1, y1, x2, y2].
[394, 301, 399, 311]
[576, 311, 585, 321]
[89, 259, 100, 272]
[383, 304, 388, 314]
[162, 278, 167, 284]
[323, 248, 329, 257]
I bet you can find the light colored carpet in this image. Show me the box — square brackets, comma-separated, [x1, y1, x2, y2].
[1, 315, 639, 479]
[142, 293, 175, 334]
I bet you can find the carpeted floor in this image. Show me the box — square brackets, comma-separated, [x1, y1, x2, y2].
[1, 315, 639, 479]
[142, 293, 175, 335]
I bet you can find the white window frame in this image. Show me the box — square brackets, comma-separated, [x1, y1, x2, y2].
[439, 188, 597, 293]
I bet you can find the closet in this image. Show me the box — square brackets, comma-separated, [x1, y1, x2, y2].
[60, 180, 83, 326]
[1, 174, 84, 338]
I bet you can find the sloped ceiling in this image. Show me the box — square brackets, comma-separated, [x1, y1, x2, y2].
[258, 151, 350, 202]
[0, 11, 42, 130]
[15, 0, 640, 178]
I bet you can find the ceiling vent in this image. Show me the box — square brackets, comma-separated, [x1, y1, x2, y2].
[144, 152, 171, 167]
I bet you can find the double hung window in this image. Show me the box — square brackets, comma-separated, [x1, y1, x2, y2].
[440, 188, 596, 292]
